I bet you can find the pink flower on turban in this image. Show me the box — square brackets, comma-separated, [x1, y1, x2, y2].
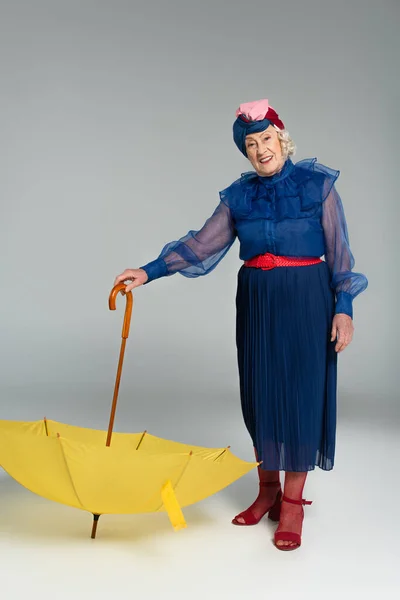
[235, 98, 285, 130]
[235, 99, 271, 122]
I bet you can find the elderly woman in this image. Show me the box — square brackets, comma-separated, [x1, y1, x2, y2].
[114, 99, 368, 551]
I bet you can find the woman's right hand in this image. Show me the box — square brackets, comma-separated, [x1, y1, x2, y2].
[113, 268, 148, 293]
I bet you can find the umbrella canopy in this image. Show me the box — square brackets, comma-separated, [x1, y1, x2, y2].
[0, 283, 258, 538]
[0, 418, 257, 533]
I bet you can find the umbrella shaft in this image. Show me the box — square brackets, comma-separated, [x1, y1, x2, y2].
[106, 338, 127, 446]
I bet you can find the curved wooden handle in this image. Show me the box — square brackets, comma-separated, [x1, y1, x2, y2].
[108, 283, 133, 339]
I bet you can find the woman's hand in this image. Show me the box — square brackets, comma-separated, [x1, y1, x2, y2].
[113, 268, 148, 293]
[331, 313, 354, 352]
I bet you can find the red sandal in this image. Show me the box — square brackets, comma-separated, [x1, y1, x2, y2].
[274, 495, 312, 551]
[231, 481, 282, 526]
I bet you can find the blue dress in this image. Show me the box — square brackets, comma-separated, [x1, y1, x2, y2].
[140, 158, 368, 471]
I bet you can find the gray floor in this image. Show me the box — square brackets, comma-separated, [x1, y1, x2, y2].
[1, 384, 399, 599]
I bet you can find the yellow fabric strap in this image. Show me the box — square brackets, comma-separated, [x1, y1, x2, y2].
[161, 480, 187, 531]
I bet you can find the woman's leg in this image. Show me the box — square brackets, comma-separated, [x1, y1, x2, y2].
[232, 447, 281, 525]
[275, 471, 309, 548]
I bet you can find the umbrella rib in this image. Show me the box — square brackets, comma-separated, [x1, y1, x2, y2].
[213, 446, 231, 461]
[56, 434, 86, 511]
[136, 431, 147, 450]
[173, 451, 193, 491]
[155, 451, 193, 513]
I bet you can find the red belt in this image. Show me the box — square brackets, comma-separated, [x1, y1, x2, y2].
[244, 252, 322, 270]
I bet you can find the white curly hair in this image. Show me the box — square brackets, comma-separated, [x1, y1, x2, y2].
[274, 125, 296, 158]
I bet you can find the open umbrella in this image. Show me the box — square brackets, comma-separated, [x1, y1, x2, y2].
[0, 284, 257, 538]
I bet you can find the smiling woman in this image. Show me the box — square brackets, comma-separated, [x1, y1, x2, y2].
[113, 97, 368, 552]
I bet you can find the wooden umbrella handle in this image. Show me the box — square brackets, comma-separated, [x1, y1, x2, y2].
[108, 282, 133, 339]
[106, 283, 134, 446]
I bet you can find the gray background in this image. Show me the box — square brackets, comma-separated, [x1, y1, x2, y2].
[0, 1, 399, 598]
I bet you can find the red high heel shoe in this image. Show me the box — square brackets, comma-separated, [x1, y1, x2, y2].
[274, 495, 312, 551]
[231, 481, 282, 526]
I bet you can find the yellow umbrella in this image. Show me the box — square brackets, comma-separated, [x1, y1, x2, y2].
[0, 284, 257, 538]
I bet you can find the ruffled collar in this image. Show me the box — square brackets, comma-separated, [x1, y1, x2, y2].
[224, 157, 335, 219]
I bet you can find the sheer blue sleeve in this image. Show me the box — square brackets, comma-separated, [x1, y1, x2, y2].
[140, 200, 237, 283]
[321, 183, 368, 318]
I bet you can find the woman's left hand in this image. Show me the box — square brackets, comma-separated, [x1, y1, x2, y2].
[331, 314, 354, 352]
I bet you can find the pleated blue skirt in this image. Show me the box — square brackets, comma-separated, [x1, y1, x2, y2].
[236, 261, 338, 472]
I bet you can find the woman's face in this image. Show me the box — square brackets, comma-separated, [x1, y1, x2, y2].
[245, 125, 284, 177]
